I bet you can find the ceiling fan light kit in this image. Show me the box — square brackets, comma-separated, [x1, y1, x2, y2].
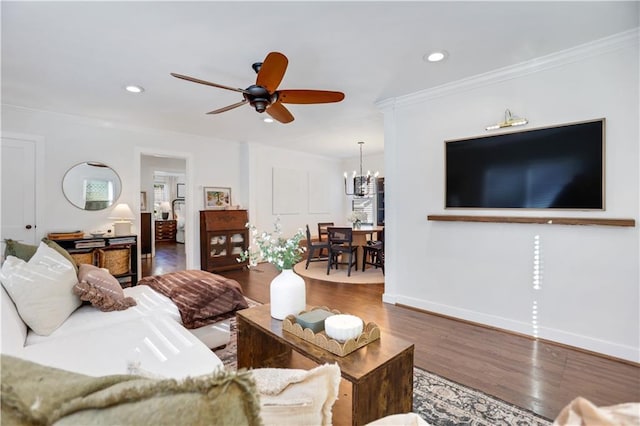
[171, 51, 345, 124]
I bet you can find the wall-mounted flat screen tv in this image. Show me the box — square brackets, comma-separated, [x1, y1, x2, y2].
[445, 118, 605, 210]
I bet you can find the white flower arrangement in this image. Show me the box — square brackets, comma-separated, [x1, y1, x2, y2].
[347, 211, 368, 223]
[237, 218, 306, 271]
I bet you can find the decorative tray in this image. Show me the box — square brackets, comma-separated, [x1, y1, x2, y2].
[282, 306, 381, 357]
[47, 231, 85, 240]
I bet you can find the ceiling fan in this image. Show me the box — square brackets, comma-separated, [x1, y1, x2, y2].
[171, 52, 345, 124]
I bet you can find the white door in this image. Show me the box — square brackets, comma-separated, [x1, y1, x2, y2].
[1, 137, 37, 248]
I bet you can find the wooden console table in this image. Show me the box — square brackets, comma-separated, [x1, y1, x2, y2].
[50, 234, 138, 285]
[236, 304, 414, 426]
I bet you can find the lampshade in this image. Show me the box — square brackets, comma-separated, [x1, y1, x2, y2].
[109, 203, 135, 221]
[109, 203, 134, 236]
[160, 201, 171, 212]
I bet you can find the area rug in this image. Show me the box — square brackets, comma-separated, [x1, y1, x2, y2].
[293, 259, 384, 284]
[215, 304, 552, 426]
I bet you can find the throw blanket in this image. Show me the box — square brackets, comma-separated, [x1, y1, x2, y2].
[138, 270, 249, 329]
[1, 355, 261, 426]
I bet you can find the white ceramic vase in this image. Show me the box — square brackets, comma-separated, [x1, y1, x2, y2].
[270, 268, 306, 320]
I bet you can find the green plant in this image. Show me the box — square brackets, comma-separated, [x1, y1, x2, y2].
[238, 218, 306, 271]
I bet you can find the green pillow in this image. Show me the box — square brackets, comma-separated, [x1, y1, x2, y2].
[3, 239, 38, 261]
[41, 237, 79, 272]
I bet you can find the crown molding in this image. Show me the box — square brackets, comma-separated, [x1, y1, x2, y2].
[376, 28, 639, 112]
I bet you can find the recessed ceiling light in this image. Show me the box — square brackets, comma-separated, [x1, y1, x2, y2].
[263, 117, 274, 123]
[424, 51, 448, 63]
[125, 85, 144, 93]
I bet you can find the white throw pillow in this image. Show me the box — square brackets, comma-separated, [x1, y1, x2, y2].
[252, 363, 341, 426]
[0, 242, 81, 335]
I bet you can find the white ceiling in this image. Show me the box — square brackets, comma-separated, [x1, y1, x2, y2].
[2, 1, 638, 158]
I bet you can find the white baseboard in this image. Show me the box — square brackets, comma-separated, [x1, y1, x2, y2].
[385, 294, 639, 363]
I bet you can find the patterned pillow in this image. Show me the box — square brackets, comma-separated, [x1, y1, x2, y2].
[74, 264, 136, 312]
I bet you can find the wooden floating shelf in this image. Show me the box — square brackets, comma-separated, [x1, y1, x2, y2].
[427, 215, 636, 227]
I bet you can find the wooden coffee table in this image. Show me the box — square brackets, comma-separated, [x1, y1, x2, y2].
[236, 304, 414, 426]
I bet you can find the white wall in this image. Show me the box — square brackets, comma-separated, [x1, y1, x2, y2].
[247, 143, 346, 239]
[379, 30, 639, 361]
[1, 106, 351, 269]
[1, 105, 245, 270]
[341, 152, 385, 178]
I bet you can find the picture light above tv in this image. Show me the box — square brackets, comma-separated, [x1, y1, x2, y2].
[445, 118, 605, 210]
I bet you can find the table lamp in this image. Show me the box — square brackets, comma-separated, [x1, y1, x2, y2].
[160, 201, 171, 220]
[109, 203, 135, 236]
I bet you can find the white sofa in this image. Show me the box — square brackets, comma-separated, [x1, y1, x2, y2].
[0, 239, 234, 379]
[1, 283, 228, 379]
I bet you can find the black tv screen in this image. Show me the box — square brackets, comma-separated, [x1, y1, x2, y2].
[445, 119, 605, 210]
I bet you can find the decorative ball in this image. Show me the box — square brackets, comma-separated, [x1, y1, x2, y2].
[324, 314, 363, 342]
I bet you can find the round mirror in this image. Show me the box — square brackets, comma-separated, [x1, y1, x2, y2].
[62, 162, 122, 210]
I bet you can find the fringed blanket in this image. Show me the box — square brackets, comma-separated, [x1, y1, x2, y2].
[1, 355, 261, 426]
[138, 270, 249, 329]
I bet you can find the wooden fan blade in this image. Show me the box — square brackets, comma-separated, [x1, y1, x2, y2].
[266, 102, 294, 123]
[256, 52, 288, 93]
[171, 73, 248, 94]
[277, 90, 345, 104]
[206, 100, 248, 114]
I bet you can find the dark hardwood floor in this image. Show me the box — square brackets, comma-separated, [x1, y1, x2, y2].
[145, 244, 640, 421]
[141, 241, 185, 277]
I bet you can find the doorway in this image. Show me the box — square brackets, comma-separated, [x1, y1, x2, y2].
[1, 133, 44, 251]
[140, 154, 187, 277]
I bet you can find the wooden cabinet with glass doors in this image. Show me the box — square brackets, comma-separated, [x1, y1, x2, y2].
[199, 210, 249, 272]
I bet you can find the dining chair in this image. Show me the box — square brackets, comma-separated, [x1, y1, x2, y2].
[304, 224, 330, 269]
[326, 227, 358, 277]
[317, 222, 334, 257]
[362, 242, 385, 274]
[362, 229, 384, 273]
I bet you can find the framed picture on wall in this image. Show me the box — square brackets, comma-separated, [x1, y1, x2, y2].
[177, 183, 186, 199]
[140, 191, 148, 212]
[204, 187, 231, 210]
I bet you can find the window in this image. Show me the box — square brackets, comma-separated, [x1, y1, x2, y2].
[154, 183, 169, 216]
[84, 179, 113, 202]
[83, 179, 114, 210]
[351, 180, 376, 224]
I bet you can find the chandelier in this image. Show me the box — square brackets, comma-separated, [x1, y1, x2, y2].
[344, 141, 379, 197]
